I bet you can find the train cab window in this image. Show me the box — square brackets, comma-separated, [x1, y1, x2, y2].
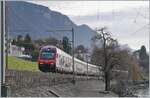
[40, 51, 55, 59]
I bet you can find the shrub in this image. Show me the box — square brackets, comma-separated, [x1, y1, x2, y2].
[31, 50, 39, 61]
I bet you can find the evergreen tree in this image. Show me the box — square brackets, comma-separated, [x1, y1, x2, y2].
[139, 45, 149, 73]
[16, 35, 23, 46]
[12, 39, 17, 45]
[24, 34, 31, 43]
[139, 45, 147, 60]
[62, 36, 70, 53]
[17, 35, 23, 42]
[23, 34, 34, 54]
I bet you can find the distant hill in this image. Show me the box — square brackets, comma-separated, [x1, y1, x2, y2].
[6, 1, 96, 47]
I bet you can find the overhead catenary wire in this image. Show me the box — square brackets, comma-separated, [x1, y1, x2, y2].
[112, 1, 115, 22]
[130, 24, 149, 35]
[129, 7, 149, 36]
[133, 7, 149, 24]
[138, 12, 149, 20]
[97, 1, 100, 22]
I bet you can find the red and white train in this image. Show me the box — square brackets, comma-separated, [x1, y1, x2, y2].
[38, 45, 101, 76]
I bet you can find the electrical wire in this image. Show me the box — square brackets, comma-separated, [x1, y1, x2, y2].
[130, 24, 149, 35]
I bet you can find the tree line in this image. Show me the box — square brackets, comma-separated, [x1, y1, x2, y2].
[11, 34, 73, 61]
[11, 28, 149, 92]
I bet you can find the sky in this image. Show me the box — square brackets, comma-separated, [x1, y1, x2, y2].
[28, 1, 149, 51]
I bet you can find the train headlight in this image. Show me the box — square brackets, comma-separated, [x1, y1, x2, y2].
[39, 62, 43, 65]
[51, 62, 54, 65]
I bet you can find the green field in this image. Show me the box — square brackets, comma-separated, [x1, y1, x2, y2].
[8, 56, 39, 72]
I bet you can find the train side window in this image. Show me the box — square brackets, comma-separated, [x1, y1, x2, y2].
[59, 54, 61, 58]
[67, 57, 69, 63]
[62, 56, 65, 64]
[56, 53, 58, 58]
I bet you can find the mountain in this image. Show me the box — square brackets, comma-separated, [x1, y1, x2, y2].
[6, 1, 96, 47]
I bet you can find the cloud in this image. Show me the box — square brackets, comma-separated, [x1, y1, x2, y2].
[28, 1, 149, 16]
[69, 6, 149, 51]
[28, 1, 149, 51]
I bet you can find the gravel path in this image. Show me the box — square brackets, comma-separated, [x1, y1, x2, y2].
[50, 80, 118, 97]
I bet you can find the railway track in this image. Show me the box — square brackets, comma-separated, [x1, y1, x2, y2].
[48, 89, 60, 97]
[6, 70, 101, 97]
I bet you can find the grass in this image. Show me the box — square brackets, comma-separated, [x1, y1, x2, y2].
[131, 63, 143, 81]
[141, 71, 149, 80]
[8, 56, 39, 72]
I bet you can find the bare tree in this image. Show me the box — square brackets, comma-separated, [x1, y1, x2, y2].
[92, 27, 143, 91]
[92, 27, 119, 91]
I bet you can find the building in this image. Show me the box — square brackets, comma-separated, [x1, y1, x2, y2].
[8, 43, 24, 57]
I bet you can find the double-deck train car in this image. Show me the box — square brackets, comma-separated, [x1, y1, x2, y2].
[38, 45, 100, 76]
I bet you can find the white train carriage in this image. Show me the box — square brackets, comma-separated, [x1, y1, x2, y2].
[38, 45, 100, 76]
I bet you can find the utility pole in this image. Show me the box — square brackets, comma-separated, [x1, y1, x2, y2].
[1, 1, 10, 97]
[86, 54, 88, 80]
[5, 1, 8, 70]
[71, 28, 75, 84]
[47, 27, 76, 84]
[1, 0, 6, 86]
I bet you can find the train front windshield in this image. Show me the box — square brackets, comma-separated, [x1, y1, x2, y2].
[40, 49, 55, 60]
